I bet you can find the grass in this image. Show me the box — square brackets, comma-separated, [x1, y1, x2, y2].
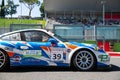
[83, 41, 97, 44]
[0, 18, 46, 28]
[113, 42, 120, 52]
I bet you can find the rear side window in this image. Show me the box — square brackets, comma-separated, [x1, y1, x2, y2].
[22, 30, 52, 42]
[24, 31, 42, 42]
[1, 33, 21, 41]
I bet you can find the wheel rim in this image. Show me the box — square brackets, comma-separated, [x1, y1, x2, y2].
[0, 51, 6, 68]
[75, 51, 94, 70]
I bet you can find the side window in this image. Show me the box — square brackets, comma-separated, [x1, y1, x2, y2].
[1, 33, 21, 41]
[10, 33, 21, 41]
[24, 31, 42, 42]
[1, 35, 10, 40]
[42, 32, 51, 42]
[23, 31, 52, 42]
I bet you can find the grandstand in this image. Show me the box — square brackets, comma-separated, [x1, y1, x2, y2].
[44, 0, 120, 25]
[44, 0, 120, 16]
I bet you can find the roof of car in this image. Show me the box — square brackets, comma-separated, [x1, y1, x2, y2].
[0, 29, 49, 37]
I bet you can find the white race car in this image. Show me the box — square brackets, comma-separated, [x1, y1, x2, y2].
[0, 29, 110, 71]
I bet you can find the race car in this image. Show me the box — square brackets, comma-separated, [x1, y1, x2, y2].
[0, 29, 110, 71]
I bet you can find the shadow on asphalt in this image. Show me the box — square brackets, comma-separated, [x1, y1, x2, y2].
[110, 64, 120, 71]
[0, 64, 120, 73]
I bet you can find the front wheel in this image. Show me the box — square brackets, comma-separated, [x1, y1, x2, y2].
[72, 50, 96, 71]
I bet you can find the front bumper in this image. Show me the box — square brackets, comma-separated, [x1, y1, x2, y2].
[95, 51, 111, 70]
[97, 64, 111, 70]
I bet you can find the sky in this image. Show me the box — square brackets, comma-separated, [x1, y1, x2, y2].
[0, 0, 43, 17]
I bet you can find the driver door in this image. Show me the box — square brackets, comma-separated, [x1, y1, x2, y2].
[21, 30, 67, 66]
[21, 30, 52, 65]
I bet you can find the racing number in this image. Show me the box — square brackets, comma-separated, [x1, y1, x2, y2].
[52, 54, 61, 60]
[51, 51, 63, 61]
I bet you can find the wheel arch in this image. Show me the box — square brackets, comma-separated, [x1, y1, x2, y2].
[0, 48, 10, 63]
[69, 48, 97, 67]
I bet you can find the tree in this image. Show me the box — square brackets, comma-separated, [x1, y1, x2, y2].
[19, 0, 40, 18]
[40, 3, 44, 18]
[0, 0, 5, 18]
[5, 0, 19, 18]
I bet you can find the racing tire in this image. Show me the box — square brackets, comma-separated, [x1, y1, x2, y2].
[71, 50, 97, 71]
[0, 50, 10, 71]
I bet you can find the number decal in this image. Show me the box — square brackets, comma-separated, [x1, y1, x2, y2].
[51, 51, 63, 61]
[52, 54, 61, 60]
[57, 54, 61, 59]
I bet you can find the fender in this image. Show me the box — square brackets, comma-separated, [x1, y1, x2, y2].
[0, 44, 7, 51]
[67, 46, 96, 64]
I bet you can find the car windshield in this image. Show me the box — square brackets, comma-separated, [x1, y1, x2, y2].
[54, 34, 68, 42]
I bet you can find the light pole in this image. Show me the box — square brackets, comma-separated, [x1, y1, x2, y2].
[19, 0, 23, 24]
[101, 0, 106, 25]
[19, 0, 23, 30]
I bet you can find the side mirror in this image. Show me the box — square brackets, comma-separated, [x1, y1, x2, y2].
[48, 38, 58, 44]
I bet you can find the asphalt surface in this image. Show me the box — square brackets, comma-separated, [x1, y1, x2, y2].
[0, 58, 120, 80]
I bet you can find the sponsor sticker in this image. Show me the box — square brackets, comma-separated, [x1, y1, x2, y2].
[11, 55, 21, 62]
[23, 50, 42, 59]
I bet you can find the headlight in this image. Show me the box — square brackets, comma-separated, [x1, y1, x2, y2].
[94, 47, 99, 51]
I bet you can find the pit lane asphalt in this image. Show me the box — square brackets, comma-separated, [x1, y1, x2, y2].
[0, 58, 120, 80]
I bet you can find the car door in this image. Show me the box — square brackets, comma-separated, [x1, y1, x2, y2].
[21, 30, 67, 66]
[20, 30, 57, 66]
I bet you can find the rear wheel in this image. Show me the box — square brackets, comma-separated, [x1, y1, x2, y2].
[0, 50, 9, 71]
[72, 50, 96, 71]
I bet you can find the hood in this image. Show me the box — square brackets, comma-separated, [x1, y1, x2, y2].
[65, 42, 106, 53]
[65, 42, 97, 50]
[66, 42, 97, 50]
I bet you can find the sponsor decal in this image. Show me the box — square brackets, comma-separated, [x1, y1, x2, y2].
[67, 49, 71, 53]
[99, 55, 110, 62]
[24, 58, 40, 62]
[20, 46, 29, 49]
[13, 55, 21, 62]
[23, 50, 42, 59]
[50, 47, 67, 52]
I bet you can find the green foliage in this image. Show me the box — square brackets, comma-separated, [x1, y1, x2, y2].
[5, 0, 19, 18]
[113, 42, 120, 52]
[20, 0, 39, 4]
[40, 3, 45, 18]
[0, 18, 46, 28]
[19, 0, 40, 18]
[0, 0, 5, 18]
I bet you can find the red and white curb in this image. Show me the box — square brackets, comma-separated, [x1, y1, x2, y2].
[107, 52, 120, 57]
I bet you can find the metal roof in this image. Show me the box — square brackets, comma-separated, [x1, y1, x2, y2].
[44, 0, 120, 13]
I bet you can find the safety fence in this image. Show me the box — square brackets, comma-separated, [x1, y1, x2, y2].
[53, 24, 120, 41]
[10, 24, 43, 31]
[0, 24, 43, 34]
